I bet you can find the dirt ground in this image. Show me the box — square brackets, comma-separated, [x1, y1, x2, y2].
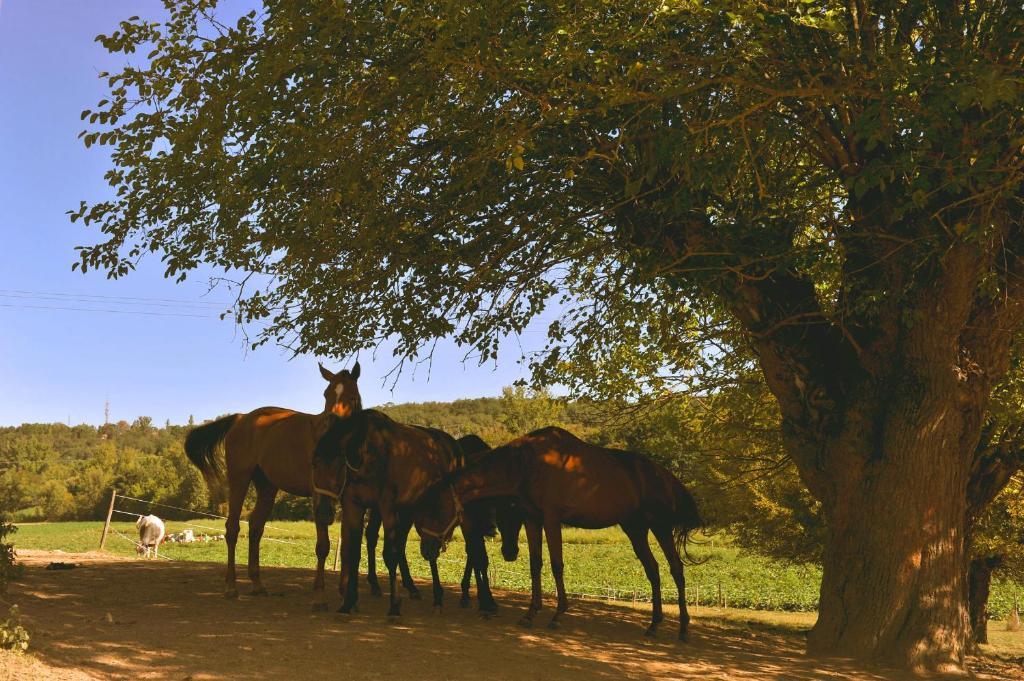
[1, 550, 1021, 681]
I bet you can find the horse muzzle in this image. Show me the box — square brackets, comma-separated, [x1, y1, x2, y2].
[420, 537, 441, 562]
[501, 542, 519, 562]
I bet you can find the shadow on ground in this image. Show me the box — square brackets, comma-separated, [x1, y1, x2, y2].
[8, 550, 1020, 680]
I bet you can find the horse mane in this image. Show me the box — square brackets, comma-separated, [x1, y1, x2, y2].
[456, 434, 489, 457]
[412, 425, 464, 469]
[314, 409, 385, 466]
[452, 440, 530, 487]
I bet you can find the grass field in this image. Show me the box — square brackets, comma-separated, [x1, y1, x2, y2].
[12, 519, 1024, 620]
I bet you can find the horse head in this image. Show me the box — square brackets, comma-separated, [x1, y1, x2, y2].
[415, 482, 462, 562]
[495, 503, 523, 561]
[318, 361, 362, 418]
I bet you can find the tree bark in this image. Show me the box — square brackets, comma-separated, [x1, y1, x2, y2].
[802, 412, 973, 673]
[967, 555, 1004, 646]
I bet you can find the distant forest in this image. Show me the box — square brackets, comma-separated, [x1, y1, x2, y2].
[0, 388, 660, 524]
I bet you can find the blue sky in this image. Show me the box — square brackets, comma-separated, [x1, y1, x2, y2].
[0, 1, 541, 426]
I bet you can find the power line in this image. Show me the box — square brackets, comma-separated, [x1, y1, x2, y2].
[0, 291, 231, 311]
[0, 302, 219, 319]
[0, 288, 230, 307]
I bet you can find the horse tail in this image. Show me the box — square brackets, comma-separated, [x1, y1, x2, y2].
[668, 476, 704, 565]
[184, 414, 239, 500]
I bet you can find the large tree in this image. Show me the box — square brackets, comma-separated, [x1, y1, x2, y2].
[73, 0, 1024, 671]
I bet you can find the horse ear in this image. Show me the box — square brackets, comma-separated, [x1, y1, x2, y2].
[351, 362, 361, 380]
[319, 362, 334, 382]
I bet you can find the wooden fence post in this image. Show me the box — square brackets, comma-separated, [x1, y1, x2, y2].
[99, 489, 117, 550]
[332, 524, 343, 571]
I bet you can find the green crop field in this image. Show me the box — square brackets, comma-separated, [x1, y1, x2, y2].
[13, 520, 1024, 619]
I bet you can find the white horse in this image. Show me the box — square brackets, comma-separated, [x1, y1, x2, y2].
[135, 514, 166, 559]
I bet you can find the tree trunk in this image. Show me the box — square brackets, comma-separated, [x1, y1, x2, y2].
[807, 460, 970, 671]
[726, 229, 1014, 674]
[796, 382, 976, 673]
[967, 555, 1004, 646]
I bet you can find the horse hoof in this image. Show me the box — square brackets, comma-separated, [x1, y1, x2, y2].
[459, 598, 471, 609]
[312, 602, 329, 612]
[250, 587, 268, 597]
[518, 616, 533, 628]
[224, 589, 239, 600]
[370, 587, 383, 597]
[678, 631, 689, 643]
[408, 590, 422, 601]
[433, 605, 443, 615]
[547, 619, 559, 630]
[644, 626, 658, 639]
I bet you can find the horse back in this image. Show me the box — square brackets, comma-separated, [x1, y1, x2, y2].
[516, 427, 685, 526]
[226, 406, 322, 495]
[361, 416, 461, 507]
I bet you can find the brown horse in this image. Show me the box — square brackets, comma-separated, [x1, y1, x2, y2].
[363, 433, 496, 609]
[416, 426, 702, 640]
[311, 410, 495, 616]
[184, 362, 362, 600]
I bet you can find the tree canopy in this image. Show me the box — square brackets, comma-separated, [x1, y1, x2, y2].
[73, 1, 1024, 392]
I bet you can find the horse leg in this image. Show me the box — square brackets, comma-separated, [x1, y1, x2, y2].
[460, 553, 473, 608]
[338, 499, 365, 614]
[394, 516, 437, 610]
[466, 526, 497, 615]
[395, 518, 421, 600]
[430, 558, 444, 613]
[365, 508, 383, 597]
[653, 525, 690, 641]
[312, 518, 331, 611]
[518, 520, 544, 627]
[624, 522, 662, 637]
[381, 510, 402, 618]
[543, 518, 569, 629]
[224, 474, 250, 599]
[247, 474, 278, 596]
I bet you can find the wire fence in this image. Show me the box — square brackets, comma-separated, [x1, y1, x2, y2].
[110, 493, 300, 545]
